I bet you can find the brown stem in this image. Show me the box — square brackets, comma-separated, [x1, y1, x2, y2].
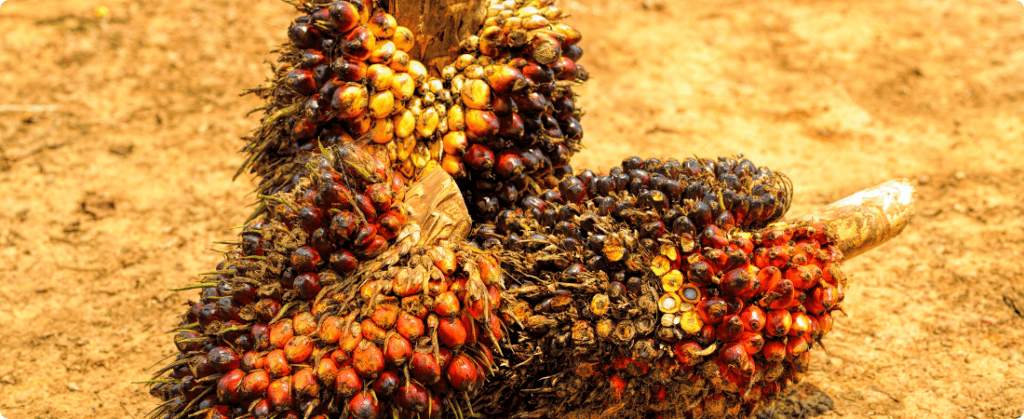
[385, 0, 488, 74]
[792, 179, 917, 259]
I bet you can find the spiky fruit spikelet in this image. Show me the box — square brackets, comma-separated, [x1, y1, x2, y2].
[307, 225, 508, 419]
[469, 157, 844, 418]
[240, 1, 434, 196]
[146, 145, 411, 419]
[240, 0, 589, 209]
[433, 0, 590, 216]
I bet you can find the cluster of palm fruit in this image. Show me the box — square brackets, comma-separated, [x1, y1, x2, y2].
[468, 157, 846, 418]
[240, 0, 588, 209]
[148, 0, 856, 418]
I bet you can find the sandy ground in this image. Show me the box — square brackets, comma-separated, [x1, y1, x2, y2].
[0, 0, 1022, 418]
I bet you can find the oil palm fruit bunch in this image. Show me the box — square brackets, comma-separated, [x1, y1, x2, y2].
[465, 156, 845, 418]
[145, 144, 415, 419]
[240, 0, 434, 196]
[433, 0, 589, 217]
[240, 0, 589, 211]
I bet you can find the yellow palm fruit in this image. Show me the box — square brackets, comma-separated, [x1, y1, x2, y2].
[366, 64, 394, 92]
[349, 114, 372, 136]
[393, 110, 416, 139]
[397, 135, 416, 162]
[388, 50, 411, 72]
[442, 131, 468, 156]
[370, 117, 394, 144]
[408, 61, 428, 84]
[392, 26, 414, 52]
[454, 54, 476, 70]
[385, 137, 398, 163]
[368, 91, 395, 119]
[440, 154, 466, 178]
[428, 134, 443, 161]
[447, 105, 466, 132]
[415, 107, 440, 138]
[390, 73, 415, 101]
[411, 143, 430, 170]
[461, 79, 491, 110]
[369, 41, 396, 64]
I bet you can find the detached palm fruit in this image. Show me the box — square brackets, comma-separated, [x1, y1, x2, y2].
[240, 1, 436, 196]
[470, 157, 843, 419]
[146, 144, 411, 419]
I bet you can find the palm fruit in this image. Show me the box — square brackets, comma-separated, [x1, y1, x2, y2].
[468, 157, 841, 418]
[240, 1, 436, 196]
[444, 0, 590, 219]
[145, 144, 412, 419]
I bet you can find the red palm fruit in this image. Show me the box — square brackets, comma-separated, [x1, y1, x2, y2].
[241, 351, 262, 372]
[341, 323, 364, 353]
[478, 256, 503, 286]
[720, 342, 754, 374]
[498, 113, 525, 138]
[240, 369, 270, 399]
[290, 246, 321, 273]
[393, 272, 423, 297]
[370, 305, 399, 330]
[335, 366, 363, 397]
[292, 368, 320, 399]
[396, 311, 425, 339]
[786, 265, 822, 290]
[396, 381, 430, 413]
[495, 152, 525, 178]
[431, 376, 453, 396]
[807, 315, 822, 341]
[384, 333, 413, 366]
[433, 292, 460, 317]
[740, 305, 766, 332]
[720, 268, 751, 297]
[763, 340, 787, 363]
[716, 315, 745, 343]
[446, 354, 483, 393]
[319, 316, 343, 344]
[377, 211, 403, 240]
[697, 297, 728, 325]
[768, 246, 791, 268]
[764, 309, 793, 337]
[207, 346, 240, 373]
[688, 261, 715, 286]
[486, 65, 526, 94]
[672, 341, 705, 366]
[251, 399, 272, 418]
[267, 376, 293, 411]
[293, 311, 316, 336]
[818, 311, 834, 336]
[789, 312, 812, 337]
[194, 355, 216, 379]
[254, 301, 281, 325]
[373, 369, 400, 398]
[297, 206, 325, 233]
[410, 348, 442, 385]
[786, 335, 810, 360]
[361, 318, 387, 344]
[355, 235, 387, 259]
[352, 340, 385, 379]
[293, 273, 321, 300]
[464, 144, 495, 172]
[340, 26, 376, 61]
[328, 1, 360, 32]
[284, 69, 317, 95]
[330, 250, 359, 273]
[267, 349, 292, 378]
[315, 356, 339, 386]
[481, 313, 504, 345]
[738, 331, 765, 355]
[284, 336, 313, 363]
[269, 320, 294, 349]
[349, 390, 382, 419]
[330, 349, 350, 366]
[216, 369, 244, 403]
[438, 317, 468, 349]
[767, 279, 797, 310]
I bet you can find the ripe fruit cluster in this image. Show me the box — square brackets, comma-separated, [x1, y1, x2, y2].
[468, 157, 845, 418]
[240, 0, 589, 211]
[440, 0, 589, 215]
[147, 145, 415, 419]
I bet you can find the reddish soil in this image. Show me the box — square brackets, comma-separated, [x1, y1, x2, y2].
[1, 0, 1022, 418]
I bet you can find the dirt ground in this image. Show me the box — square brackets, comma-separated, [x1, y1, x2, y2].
[0, 0, 1022, 418]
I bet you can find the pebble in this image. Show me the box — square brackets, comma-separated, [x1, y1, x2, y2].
[67, 382, 80, 391]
